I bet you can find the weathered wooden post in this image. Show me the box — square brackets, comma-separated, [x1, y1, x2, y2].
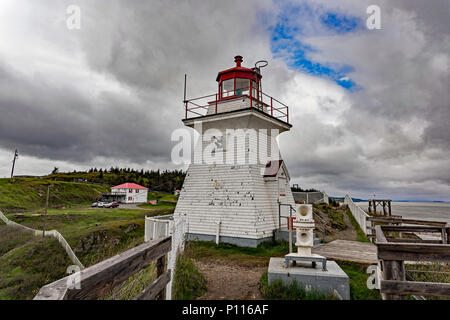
[382, 260, 406, 300]
[156, 256, 166, 300]
[446, 224, 450, 244]
[387, 200, 392, 217]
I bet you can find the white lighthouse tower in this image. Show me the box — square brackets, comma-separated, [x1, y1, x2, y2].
[174, 56, 296, 247]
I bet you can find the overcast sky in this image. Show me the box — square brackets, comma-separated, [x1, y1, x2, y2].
[0, 0, 449, 200]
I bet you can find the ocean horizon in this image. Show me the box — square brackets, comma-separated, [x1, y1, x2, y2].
[357, 201, 450, 223]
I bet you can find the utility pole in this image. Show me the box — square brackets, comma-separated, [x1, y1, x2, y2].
[10, 149, 18, 178]
[43, 184, 52, 237]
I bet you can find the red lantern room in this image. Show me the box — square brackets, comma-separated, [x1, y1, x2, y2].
[183, 55, 289, 124]
[216, 55, 262, 101]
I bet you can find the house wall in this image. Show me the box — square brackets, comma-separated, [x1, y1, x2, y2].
[111, 188, 148, 203]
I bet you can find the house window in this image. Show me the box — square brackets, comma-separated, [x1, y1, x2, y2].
[136, 189, 139, 193]
[129, 189, 133, 193]
[128, 196, 132, 201]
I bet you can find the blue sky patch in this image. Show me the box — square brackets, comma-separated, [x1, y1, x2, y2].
[267, 2, 363, 90]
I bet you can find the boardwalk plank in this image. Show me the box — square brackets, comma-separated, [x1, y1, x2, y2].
[312, 240, 377, 264]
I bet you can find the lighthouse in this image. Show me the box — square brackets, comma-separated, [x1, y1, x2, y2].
[174, 56, 296, 247]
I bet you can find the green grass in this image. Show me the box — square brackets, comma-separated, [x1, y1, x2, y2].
[0, 177, 109, 212]
[146, 191, 178, 202]
[188, 241, 382, 300]
[187, 240, 289, 266]
[314, 204, 347, 231]
[172, 249, 207, 300]
[259, 272, 335, 300]
[5, 206, 175, 265]
[0, 225, 72, 300]
[344, 209, 370, 242]
[138, 201, 176, 209]
[0, 203, 176, 299]
[337, 261, 381, 300]
[104, 262, 157, 300]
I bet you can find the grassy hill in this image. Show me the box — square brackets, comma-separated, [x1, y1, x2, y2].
[0, 178, 109, 212]
[0, 202, 176, 300]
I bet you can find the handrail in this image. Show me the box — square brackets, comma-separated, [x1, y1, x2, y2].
[344, 195, 372, 236]
[184, 87, 290, 124]
[34, 236, 172, 300]
[0, 211, 84, 269]
[375, 225, 450, 299]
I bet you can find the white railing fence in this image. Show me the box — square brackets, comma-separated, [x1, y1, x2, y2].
[0, 211, 84, 269]
[344, 195, 372, 236]
[144, 214, 187, 300]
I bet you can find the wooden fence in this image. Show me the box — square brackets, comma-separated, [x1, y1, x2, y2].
[368, 215, 448, 242]
[375, 224, 450, 299]
[34, 236, 171, 300]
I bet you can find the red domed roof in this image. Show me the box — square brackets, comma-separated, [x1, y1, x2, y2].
[216, 56, 261, 82]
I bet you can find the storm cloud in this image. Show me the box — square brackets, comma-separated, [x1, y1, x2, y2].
[0, 0, 448, 200]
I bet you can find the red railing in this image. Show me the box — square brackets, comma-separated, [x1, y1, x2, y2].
[184, 87, 289, 124]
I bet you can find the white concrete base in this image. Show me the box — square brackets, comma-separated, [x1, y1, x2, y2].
[268, 257, 350, 300]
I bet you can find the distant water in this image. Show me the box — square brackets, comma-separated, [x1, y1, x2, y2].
[357, 202, 450, 223]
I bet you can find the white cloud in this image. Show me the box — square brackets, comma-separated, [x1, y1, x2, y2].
[0, 0, 448, 201]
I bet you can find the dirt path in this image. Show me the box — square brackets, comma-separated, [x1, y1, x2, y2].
[193, 259, 266, 300]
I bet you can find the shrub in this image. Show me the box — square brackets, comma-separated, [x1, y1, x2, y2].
[345, 209, 370, 242]
[172, 250, 207, 300]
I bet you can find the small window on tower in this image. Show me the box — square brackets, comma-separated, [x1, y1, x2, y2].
[222, 79, 234, 97]
[236, 78, 249, 96]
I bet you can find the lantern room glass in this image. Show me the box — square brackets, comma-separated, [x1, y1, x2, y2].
[220, 78, 259, 99]
[222, 79, 234, 97]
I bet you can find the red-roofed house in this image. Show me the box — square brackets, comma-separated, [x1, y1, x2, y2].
[111, 183, 148, 203]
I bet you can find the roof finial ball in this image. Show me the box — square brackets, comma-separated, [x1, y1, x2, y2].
[234, 55, 243, 67]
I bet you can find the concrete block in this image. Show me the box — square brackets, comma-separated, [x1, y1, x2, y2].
[268, 257, 350, 300]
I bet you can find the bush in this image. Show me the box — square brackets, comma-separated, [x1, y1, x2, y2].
[172, 250, 207, 300]
[345, 209, 370, 242]
[259, 272, 334, 300]
[328, 210, 347, 231]
[337, 261, 381, 300]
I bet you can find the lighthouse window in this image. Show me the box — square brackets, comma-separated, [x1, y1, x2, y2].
[222, 79, 234, 97]
[235, 78, 249, 96]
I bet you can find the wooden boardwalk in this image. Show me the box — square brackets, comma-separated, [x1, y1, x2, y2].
[312, 240, 377, 264]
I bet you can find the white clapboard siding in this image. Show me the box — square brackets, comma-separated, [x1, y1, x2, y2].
[179, 96, 294, 242]
[174, 162, 295, 240]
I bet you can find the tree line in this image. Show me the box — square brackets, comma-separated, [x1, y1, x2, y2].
[47, 167, 186, 193]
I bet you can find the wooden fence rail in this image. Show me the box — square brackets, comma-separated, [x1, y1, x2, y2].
[375, 225, 450, 299]
[34, 236, 172, 300]
[368, 215, 449, 242]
